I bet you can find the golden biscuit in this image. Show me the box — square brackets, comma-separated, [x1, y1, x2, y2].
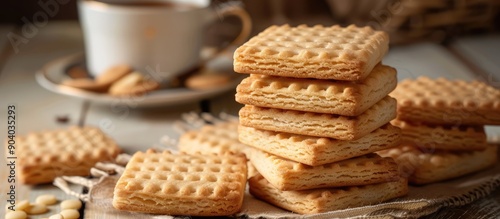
[112, 150, 247, 216]
[248, 148, 400, 190]
[234, 24, 389, 81]
[239, 96, 396, 140]
[239, 124, 400, 165]
[249, 174, 408, 214]
[9, 126, 121, 184]
[391, 77, 500, 125]
[378, 145, 498, 184]
[236, 64, 397, 116]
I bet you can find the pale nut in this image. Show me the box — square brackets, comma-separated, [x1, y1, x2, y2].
[49, 214, 64, 219]
[5, 210, 28, 219]
[36, 194, 58, 205]
[60, 209, 80, 219]
[60, 199, 82, 210]
[26, 203, 48, 215]
[15, 200, 30, 211]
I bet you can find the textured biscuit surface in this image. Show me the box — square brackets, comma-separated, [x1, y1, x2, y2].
[112, 150, 247, 216]
[239, 96, 396, 140]
[239, 124, 401, 166]
[236, 64, 397, 116]
[234, 24, 389, 81]
[391, 120, 487, 151]
[378, 145, 498, 185]
[249, 174, 408, 214]
[390, 77, 500, 125]
[10, 126, 121, 184]
[178, 121, 248, 155]
[248, 147, 399, 190]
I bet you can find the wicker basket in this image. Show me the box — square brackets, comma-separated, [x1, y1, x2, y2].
[327, 0, 500, 44]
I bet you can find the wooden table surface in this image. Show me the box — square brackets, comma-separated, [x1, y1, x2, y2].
[0, 21, 499, 219]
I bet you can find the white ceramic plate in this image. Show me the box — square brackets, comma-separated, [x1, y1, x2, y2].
[36, 53, 243, 107]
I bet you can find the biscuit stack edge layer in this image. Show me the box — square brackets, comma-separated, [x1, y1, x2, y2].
[233, 24, 408, 214]
[383, 77, 500, 185]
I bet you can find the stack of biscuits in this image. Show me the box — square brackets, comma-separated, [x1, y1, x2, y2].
[382, 77, 499, 185]
[233, 24, 408, 214]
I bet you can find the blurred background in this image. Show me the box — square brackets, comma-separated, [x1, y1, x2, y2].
[2, 0, 499, 45]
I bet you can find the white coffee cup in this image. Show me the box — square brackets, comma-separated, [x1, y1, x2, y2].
[77, 0, 251, 81]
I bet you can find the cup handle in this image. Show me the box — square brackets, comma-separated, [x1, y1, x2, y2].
[205, 3, 252, 60]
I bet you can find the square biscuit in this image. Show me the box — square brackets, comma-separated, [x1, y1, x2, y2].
[236, 64, 397, 116]
[248, 147, 400, 191]
[378, 145, 498, 185]
[177, 121, 253, 178]
[9, 126, 121, 184]
[178, 121, 248, 155]
[239, 96, 396, 140]
[200, 121, 239, 136]
[239, 124, 401, 166]
[249, 174, 408, 214]
[234, 24, 389, 81]
[390, 77, 500, 125]
[112, 150, 247, 216]
[391, 120, 487, 151]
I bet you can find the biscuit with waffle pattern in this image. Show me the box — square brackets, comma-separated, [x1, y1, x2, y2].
[239, 96, 396, 140]
[9, 126, 121, 184]
[177, 121, 256, 179]
[236, 64, 397, 116]
[391, 120, 487, 151]
[390, 77, 500, 125]
[233, 24, 389, 81]
[239, 124, 400, 166]
[178, 121, 248, 155]
[112, 150, 247, 216]
[248, 147, 400, 191]
[249, 174, 408, 214]
[377, 144, 497, 185]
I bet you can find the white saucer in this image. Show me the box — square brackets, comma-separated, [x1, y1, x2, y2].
[36, 53, 243, 107]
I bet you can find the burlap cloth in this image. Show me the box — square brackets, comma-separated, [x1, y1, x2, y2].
[74, 158, 500, 219]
